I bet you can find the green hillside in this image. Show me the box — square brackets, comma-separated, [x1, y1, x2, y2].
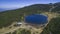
[0, 4, 51, 28]
[0, 2, 60, 28]
[52, 6, 60, 12]
[41, 17, 60, 34]
[51, 2, 60, 12]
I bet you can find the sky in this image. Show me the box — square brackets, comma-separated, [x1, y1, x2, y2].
[0, 0, 60, 11]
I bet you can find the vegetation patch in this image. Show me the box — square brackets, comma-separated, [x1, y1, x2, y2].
[41, 17, 60, 34]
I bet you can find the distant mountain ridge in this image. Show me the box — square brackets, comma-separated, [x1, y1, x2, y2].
[0, 8, 5, 11]
[0, 2, 60, 12]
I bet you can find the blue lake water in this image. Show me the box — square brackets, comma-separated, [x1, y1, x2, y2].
[25, 14, 48, 24]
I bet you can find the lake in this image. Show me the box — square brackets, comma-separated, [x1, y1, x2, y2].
[25, 14, 48, 25]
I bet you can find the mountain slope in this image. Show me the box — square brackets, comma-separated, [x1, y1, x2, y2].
[51, 2, 60, 12]
[0, 4, 51, 28]
[41, 17, 60, 34]
[0, 2, 60, 28]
